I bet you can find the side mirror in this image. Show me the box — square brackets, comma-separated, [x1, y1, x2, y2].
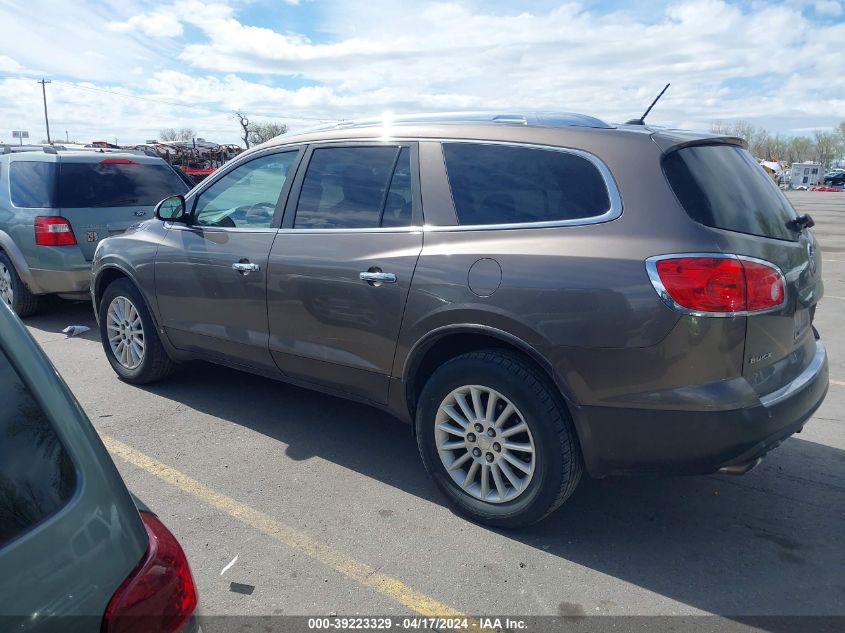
[155, 195, 188, 223]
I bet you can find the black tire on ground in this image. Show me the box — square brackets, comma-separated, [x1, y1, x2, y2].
[0, 251, 40, 317]
[98, 278, 175, 384]
[415, 349, 583, 528]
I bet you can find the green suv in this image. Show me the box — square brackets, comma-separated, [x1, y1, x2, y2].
[0, 299, 200, 632]
[0, 147, 188, 316]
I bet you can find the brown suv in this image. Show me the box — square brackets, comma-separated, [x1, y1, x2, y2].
[91, 113, 829, 527]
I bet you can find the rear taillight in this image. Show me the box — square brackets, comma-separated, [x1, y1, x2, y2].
[102, 511, 197, 633]
[34, 216, 76, 246]
[647, 254, 785, 315]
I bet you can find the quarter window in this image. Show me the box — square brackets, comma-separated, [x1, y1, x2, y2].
[0, 348, 76, 548]
[442, 143, 611, 226]
[294, 146, 413, 229]
[194, 152, 298, 229]
[10, 161, 57, 208]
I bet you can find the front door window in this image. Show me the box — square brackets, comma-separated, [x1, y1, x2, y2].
[194, 152, 298, 228]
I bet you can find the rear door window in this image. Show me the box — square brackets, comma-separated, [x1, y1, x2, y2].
[10, 161, 57, 208]
[293, 146, 413, 229]
[663, 144, 798, 241]
[57, 160, 188, 208]
[442, 143, 612, 226]
[0, 348, 76, 548]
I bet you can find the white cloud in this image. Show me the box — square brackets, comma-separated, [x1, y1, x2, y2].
[108, 8, 185, 37]
[0, 54, 25, 72]
[815, 0, 842, 16]
[1, 0, 844, 145]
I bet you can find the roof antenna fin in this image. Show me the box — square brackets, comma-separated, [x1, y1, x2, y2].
[626, 83, 670, 125]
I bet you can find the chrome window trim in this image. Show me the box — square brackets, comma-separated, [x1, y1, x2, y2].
[645, 252, 788, 318]
[429, 139, 621, 231]
[276, 227, 422, 234]
[759, 340, 826, 408]
[164, 224, 280, 234]
[258, 137, 623, 232]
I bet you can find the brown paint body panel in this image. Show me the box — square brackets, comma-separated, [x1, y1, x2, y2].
[92, 117, 829, 478]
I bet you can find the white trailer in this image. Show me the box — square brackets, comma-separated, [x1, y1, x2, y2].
[790, 162, 823, 188]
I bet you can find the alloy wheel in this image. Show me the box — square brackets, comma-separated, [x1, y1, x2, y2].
[435, 385, 536, 503]
[106, 296, 145, 370]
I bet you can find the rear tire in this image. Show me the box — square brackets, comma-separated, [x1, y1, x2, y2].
[0, 252, 39, 317]
[98, 278, 175, 384]
[415, 349, 582, 528]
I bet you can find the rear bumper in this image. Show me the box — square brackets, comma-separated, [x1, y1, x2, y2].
[28, 266, 91, 295]
[574, 339, 829, 477]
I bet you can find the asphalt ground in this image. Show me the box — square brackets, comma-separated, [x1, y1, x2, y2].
[23, 191, 845, 629]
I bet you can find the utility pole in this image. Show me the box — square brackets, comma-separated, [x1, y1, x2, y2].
[37, 79, 52, 145]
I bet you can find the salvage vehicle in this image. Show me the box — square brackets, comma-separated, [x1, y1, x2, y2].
[91, 112, 828, 527]
[0, 148, 189, 316]
[0, 300, 199, 632]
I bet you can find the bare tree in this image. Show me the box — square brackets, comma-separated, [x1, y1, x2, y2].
[710, 119, 755, 144]
[248, 121, 289, 146]
[234, 112, 250, 149]
[159, 127, 196, 142]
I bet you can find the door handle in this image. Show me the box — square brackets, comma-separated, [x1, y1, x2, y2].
[232, 261, 260, 273]
[359, 271, 397, 284]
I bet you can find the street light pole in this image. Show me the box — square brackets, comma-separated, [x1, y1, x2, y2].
[37, 79, 52, 145]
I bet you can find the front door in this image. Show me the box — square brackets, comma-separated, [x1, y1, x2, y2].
[267, 143, 423, 403]
[155, 149, 301, 371]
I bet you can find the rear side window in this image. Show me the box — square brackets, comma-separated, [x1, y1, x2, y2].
[663, 144, 798, 242]
[442, 143, 612, 226]
[10, 161, 57, 208]
[294, 146, 413, 229]
[0, 348, 76, 548]
[57, 160, 188, 208]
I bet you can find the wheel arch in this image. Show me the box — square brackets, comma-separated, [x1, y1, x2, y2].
[0, 229, 41, 293]
[93, 262, 160, 332]
[403, 325, 580, 423]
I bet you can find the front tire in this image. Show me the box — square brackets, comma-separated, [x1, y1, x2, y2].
[98, 278, 175, 384]
[415, 350, 582, 528]
[0, 252, 40, 317]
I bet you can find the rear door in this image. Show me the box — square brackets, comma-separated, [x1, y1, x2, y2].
[267, 143, 423, 403]
[56, 155, 189, 259]
[662, 143, 823, 397]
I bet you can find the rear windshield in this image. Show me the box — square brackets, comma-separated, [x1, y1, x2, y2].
[57, 161, 188, 207]
[9, 159, 187, 208]
[663, 144, 798, 242]
[0, 347, 76, 548]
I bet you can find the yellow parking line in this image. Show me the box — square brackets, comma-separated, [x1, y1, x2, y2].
[826, 295, 845, 300]
[831, 380, 845, 387]
[102, 435, 464, 618]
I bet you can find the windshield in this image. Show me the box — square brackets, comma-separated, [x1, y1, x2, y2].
[57, 160, 188, 208]
[663, 144, 798, 242]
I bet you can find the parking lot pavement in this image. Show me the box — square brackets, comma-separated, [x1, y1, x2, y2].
[24, 191, 845, 622]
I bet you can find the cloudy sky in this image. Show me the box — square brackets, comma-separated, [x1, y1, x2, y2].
[1, 0, 844, 145]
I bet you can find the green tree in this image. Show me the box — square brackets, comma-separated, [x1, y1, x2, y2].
[813, 130, 844, 169]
